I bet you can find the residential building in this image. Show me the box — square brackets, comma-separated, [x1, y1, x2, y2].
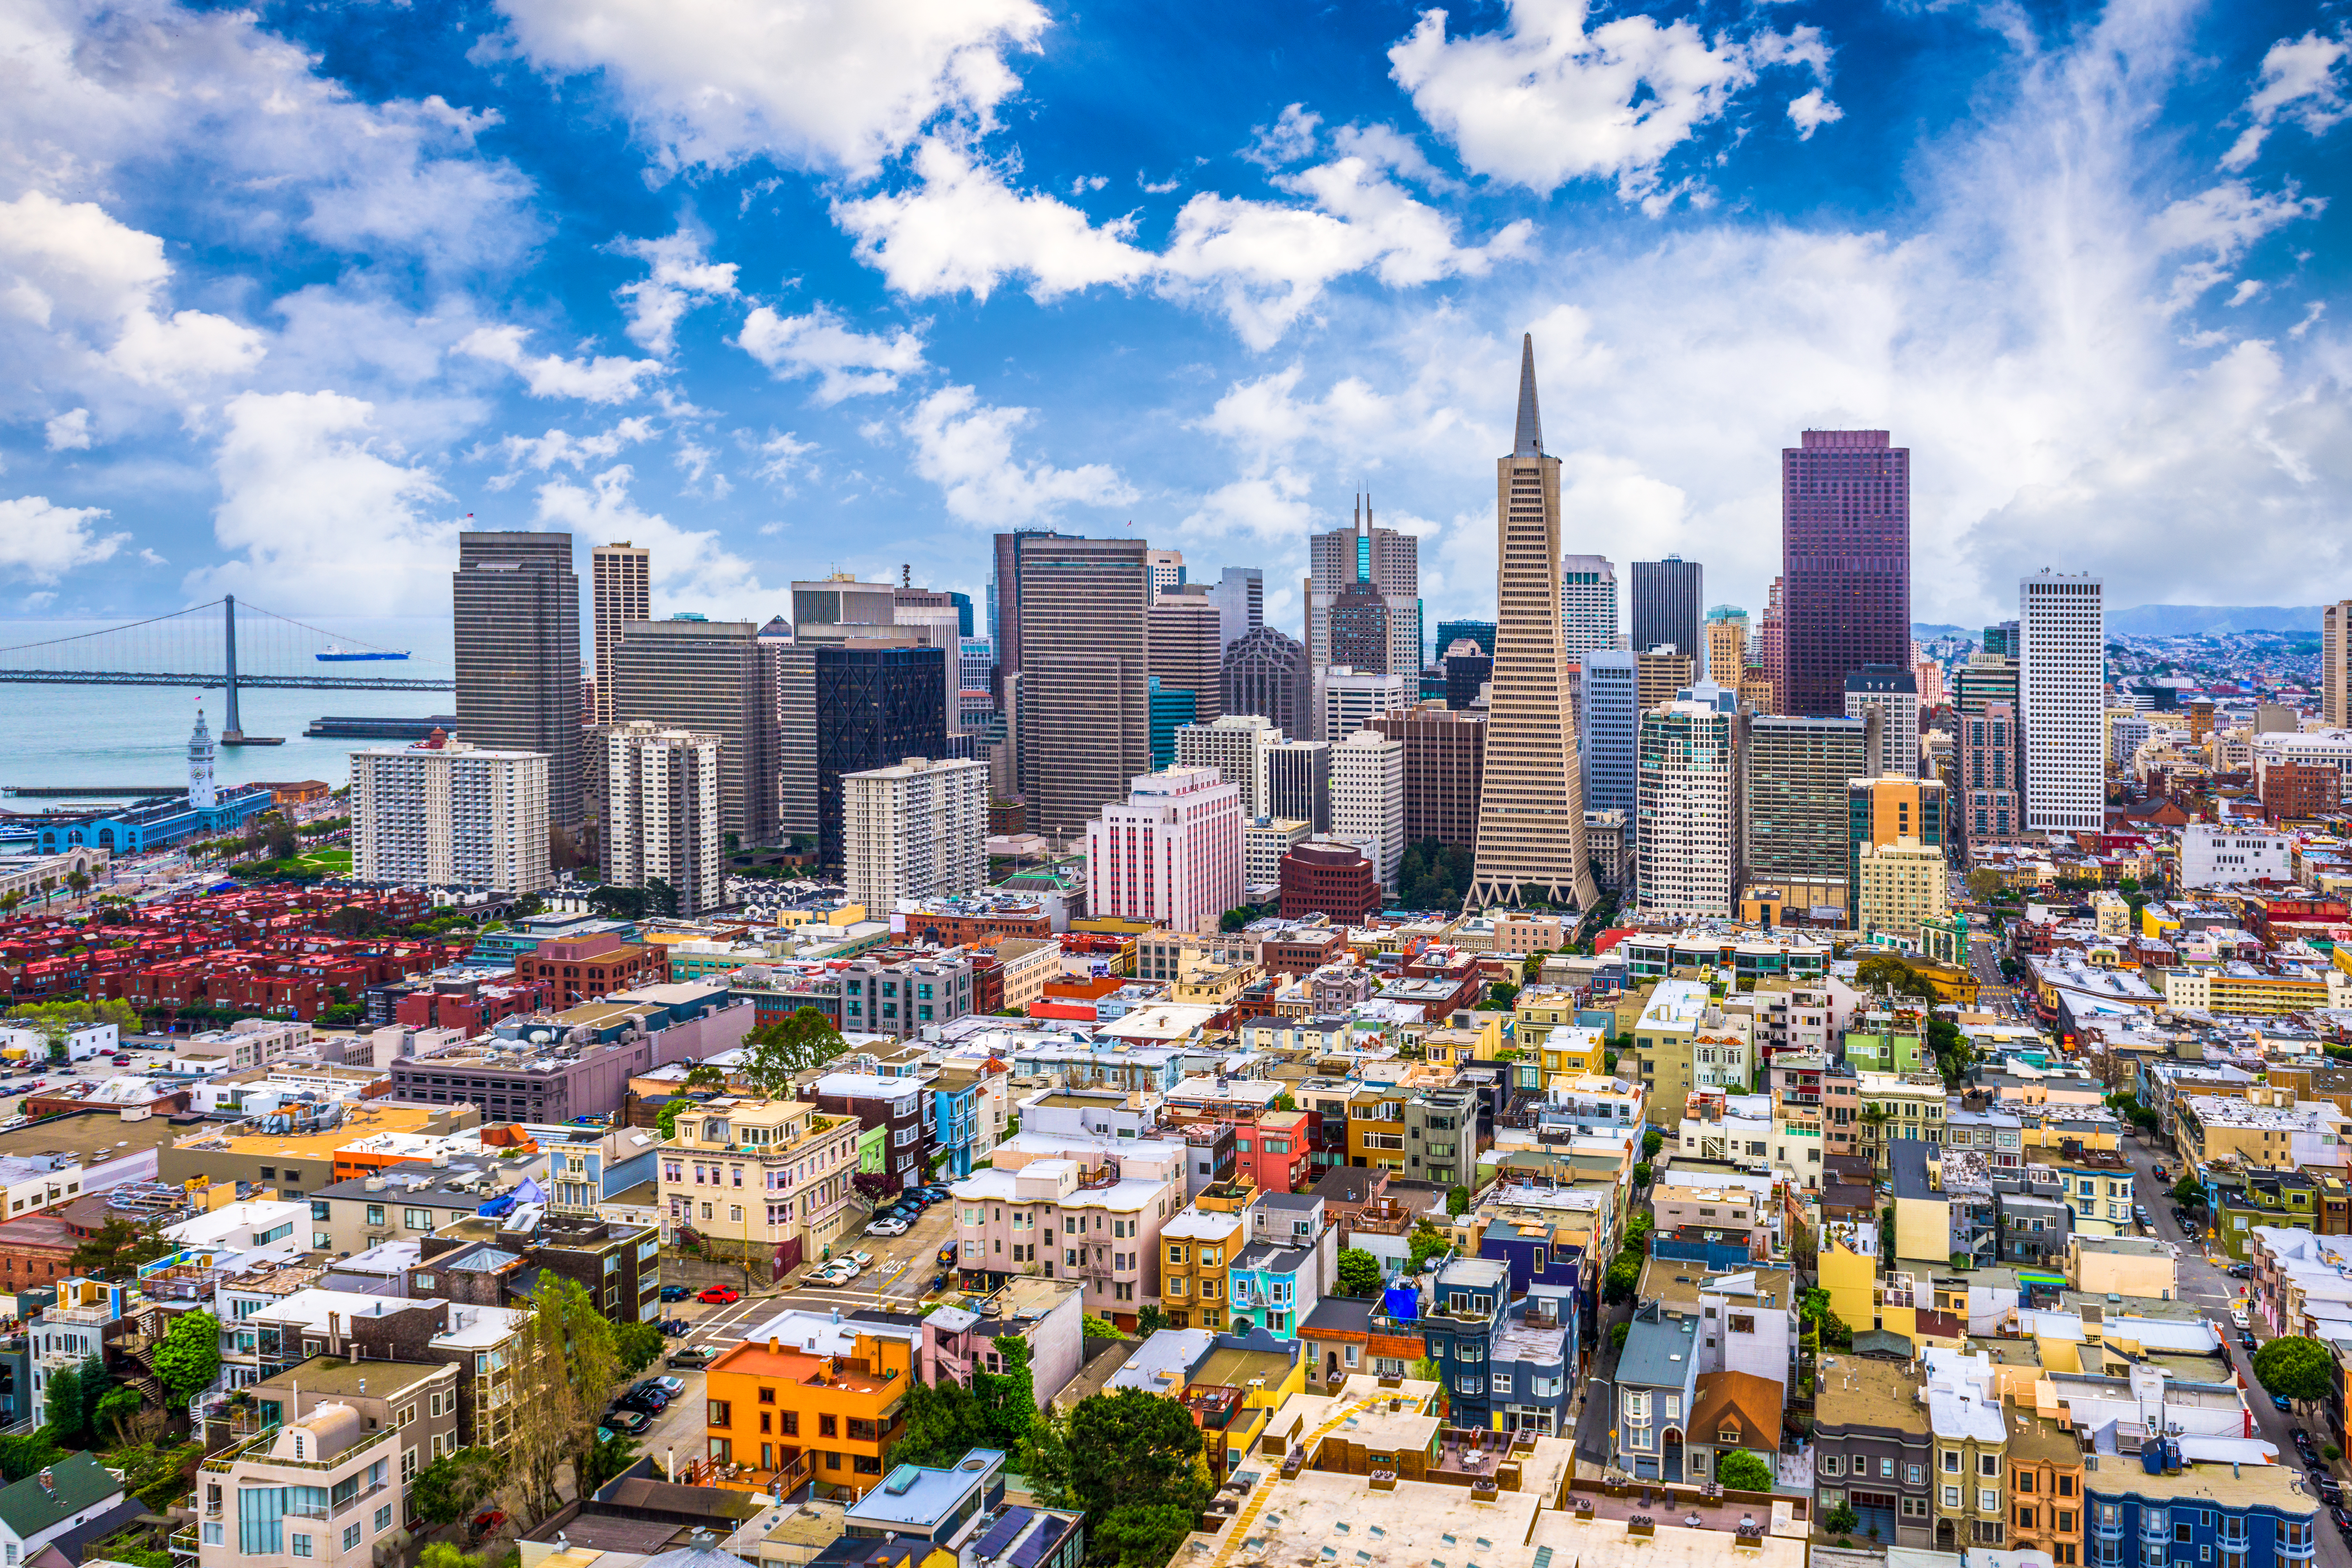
[2327, 600, 2352, 729]
[1626, 978, 1753, 1113]
[192, 1403, 403, 1568]
[2081, 1452, 2313, 1568]
[1846, 665, 1920, 779]
[1849, 775, 1946, 902]
[1084, 766, 1244, 934]
[1221, 626, 1313, 740]
[1560, 554, 1618, 661]
[1637, 697, 1742, 917]
[812, 1073, 928, 1195]
[1813, 1348, 1934, 1545]
[590, 541, 650, 727]
[1856, 839, 1950, 940]
[1744, 713, 1879, 909]
[1176, 714, 1281, 815]
[1614, 1301, 1701, 1479]
[842, 755, 988, 909]
[657, 1097, 862, 1276]
[947, 1132, 1183, 1326]
[1631, 555, 1704, 671]
[1706, 605, 1750, 695]
[1468, 335, 1597, 909]
[453, 529, 581, 832]
[350, 732, 550, 894]
[1010, 534, 1152, 836]
[1329, 729, 1405, 893]
[2020, 572, 2105, 833]
[1780, 430, 1911, 719]
[599, 722, 721, 915]
[1958, 701, 2021, 845]
[702, 1325, 916, 1498]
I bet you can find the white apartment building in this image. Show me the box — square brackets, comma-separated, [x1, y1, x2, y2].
[1329, 729, 1405, 893]
[1175, 714, 1282, 815]
[1315, 668, 1412, 748]
[1083, 766, 1244, 934]
[1844, 666, 1920, 779]
[194, 1403, 403, 1568]
[1855, 838, 1949, 939]
[1561, 554, 1619, 661]
[1635, 699, 1740, 918]
[600, 720, 721, 915]
[2253, 729, 2352, 802]
[349, 733, 550, 893]
[2020, 571, 2105, 832]
[657, 1096, 862, 1265]
[2180, 821, 2295, 888]
[842, 754, 988, 908]
[1243, 816, 1313, 889]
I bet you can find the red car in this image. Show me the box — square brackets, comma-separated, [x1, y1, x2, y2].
[697, 1287, 739, 1304]
[468, 1510, 508, 1538]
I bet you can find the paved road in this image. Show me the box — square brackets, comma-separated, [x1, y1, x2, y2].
[2115, 1132, 2350, 1568]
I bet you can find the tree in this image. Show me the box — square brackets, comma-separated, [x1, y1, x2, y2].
[1334, 1249, 1383, 1298]
[413, 1448, 506, 1526]
[644, 878, 681, 918]
[501, 1277, 620, 1520]
[1091, 1505, 1198, 1568]
[1632, 1162, 1653, 1187]
[588, 884, 648, 921]
[1825, 1504, 1860, 1539]
[1079, 1314, 1127, 1340]
[1608, 1321, 1630, 1352]
[740, 1007, 849, 1095]
[65, 871, 91, 900]
[614, 1319, 664, 1376]
[1715, 1449, 1775, 1492]
[7, 998, 141, 1062]
[583, 1434, 641, 1493]
[1480, 982, 1520, 1011]
[1406, 1221, 1449, 1275]
[1445, 1185, 1471, 1217]
[681, 1062, 729, 1093]
[153, 1309, 223, 1404]
[1641, 1129, 1664, 1161]
[1603, 1250, 1641, 1305]
[2253, 1336, 2336, 1406]
[1135, 1304, 1165, 1334]
[2171, 1172, 2204, 1208]
[1220, 906, 1255, 933]
[1033, 1388, 1209, 1549]
[896, 1337, 1039, 1471]
[41, 1360, 87, 1446]
[71, 1216, 177, 1279]
[656, 1099, 687, 1139]
[93, 1385, 145, 1443]
[0, 1436, 63, 1483]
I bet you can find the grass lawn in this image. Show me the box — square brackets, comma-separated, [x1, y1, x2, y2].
[298, 848, 353, 873]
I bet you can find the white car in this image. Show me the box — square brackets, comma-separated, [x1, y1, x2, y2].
[866, 1218, 910, 1237]
[829, 1258, 864, 1279]
[847, 1250, 875, 1267]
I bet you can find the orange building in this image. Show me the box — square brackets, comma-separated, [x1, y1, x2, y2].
[702, 1329, 913, 1499]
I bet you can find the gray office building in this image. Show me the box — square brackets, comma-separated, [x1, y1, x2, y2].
[1579, 650, 1639, 823]
[1743, 712, 1880, 889]
[609, 617, 780, 844]
[1630, 555, 1704, 671]
[1009, 535, 1152, 836]
[1208, 567, 1264, 649]
[1222, 626, 1313, 740]
[1261, 739, 1331, 832]
[454, 530, 581, 831]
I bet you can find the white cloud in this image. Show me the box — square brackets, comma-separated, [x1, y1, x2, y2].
[751, 431, 815, 488]
[530, 464, 773, 619]
[1388, 0, 1830, 205]
[1788, 89, 1843, 140]
[44, 409, 93, 452]
[189, 390, 457, 613]
[2147, 179, 2325, 312]
[736, 305, 927, 402]
[902, 385, 1136, 527]
[1245, 104, 1323, 167]
[0, 495, 127, 581]
[481, 418, 657, 487]
[615, 230, 740, 356]
[457, 325, 667, 403]
[491, 0, 1050, 177]
[0, 191, 265, 391]
[2220, 31, 2350, 171]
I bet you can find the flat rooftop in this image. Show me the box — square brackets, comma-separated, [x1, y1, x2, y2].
[255, 1355, 449, 1400]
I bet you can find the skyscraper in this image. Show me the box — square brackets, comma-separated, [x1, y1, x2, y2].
[1847, 774, 1945, 895]
[1308, 495, 1419, 677]
[1084, 766, 1243, 933]
[1758, 575, 1785, 713]
[1743, 713, 1879, 907]
[590, 542, 650, 727]
[1260, 739, 1331, 832]
[842, 755, 988, 910]
[1012, 535, 1152, 836]
[815, 644, 948, 870]
[352, 731, 551, 893]
[1149, 590, 1225, 725]
[1630, 555, 1703, 669]
[1958, 701, 2020, 846]
[1705, 606, 1749, 692]
[1578, 650, 1639, 825]
[1207, 566, 1264, 649]
[1468, 335, 1598, 909]
[1434, 619, 1497, 658]
[600, 721, 722, 915]
[609, 617, 782, 847]
[1843, 665, 1920, 779]
[1369, 704, 1485, 851]
[989, 528, 1071, 706]
[1330, 729, 1405, 893]
[1317, 668, 1412, 748]
[1560, 555, 1618, 661]
[2019, 571, 2105, 833]
[1221, 625, 1312, 739]
[2325, 602, 2352, 727]
[1176, 714, 1281, 815]
[454, 530, 582, 832]
[1636, 697, 1741, 917]
[1780, 428, 1911, 717]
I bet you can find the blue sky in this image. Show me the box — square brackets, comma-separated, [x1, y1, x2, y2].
[2, 0, 2347, 639]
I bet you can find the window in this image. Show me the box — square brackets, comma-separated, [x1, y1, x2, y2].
[1944, 1451, 1962, 1474]
[292, 1538, 313, 1559]
[343, 1525, 363, 1551]
[1945, 1486, 1962, 1508]
[1980, 1454, 2001, 1477]
[405, 1208, 434, 1230]
[1908, 1464, 1926, 1485]
[1822, 1455, 1844, 1477]
[375, 1505, 392, 1533]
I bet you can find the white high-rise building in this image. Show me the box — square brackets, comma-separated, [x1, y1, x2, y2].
[1243, 815, 1313, 889]
[1259, 740, 1330, 832]
[1561, 555, 1619, 661]
[351, 731, 550, 893]
[1635, 699, 1740, 918]
[1084, 766, 1243, 934]
[1175, 714, 1282, 815]
[2019, 571, 2105, 833]
[1208, 567, 1264, 650]
[1147, 549, 1186, 598]
[1843, 666, 1920, 778]
[601, 721, 722, 915]
[1316, 668, 1412, 748]
[1329, 729, 1406, 894]
[842, 754, 989, 909]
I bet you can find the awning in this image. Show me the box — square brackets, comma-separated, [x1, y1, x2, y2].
[2013, 1270, 2068, 1287]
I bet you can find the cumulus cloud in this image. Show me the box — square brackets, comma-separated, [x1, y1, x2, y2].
[751, 431, 816, 489]
[189, 390, 457, 613]
[44, 409, 93, 452]
[530, 464, 774, 619]
[457, 325, 667, 403]
[480, 418, 657, 488]
[737, 305, 927, 402]
[902, 385, 1136, 527]
[615, 230, 740, 356]
[2220, 31, 2350, 171]
[1788, 89, 1843, 140]
[1388, 0, 1832, 206]
[490, 0, 1050, 177]
[0, 496, 128, 582]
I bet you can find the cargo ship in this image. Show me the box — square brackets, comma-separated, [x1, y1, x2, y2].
[316, 646, 410, 662]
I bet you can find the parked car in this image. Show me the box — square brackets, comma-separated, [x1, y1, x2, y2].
[2241, 1331, 2258, 1352]
[938, 1245, 958, 1265]
[847, 1250, 875, 1267]
[648, 1376, 686, 1398]
[867, 1218, 910, 1237]
[2227, 1263, 2254, 1279]
[604, 1408, 653, 1435]
[2275, 1394, 2295, 1412]
[2132, 1205, 2150, 1226]
[110, 1055, 131, 1066]
[660, 1317, 691, 1336]
[698, 1287, 740, 1304]
[2152, 1163, 2169, 1181]
[659, 1285, 692, 1301]
[668, 1346, 718, 1369]
[2329, 1506, 2352, 1539]
[468, 1511, 509, 1539]
[615, 1388, 667, 1414]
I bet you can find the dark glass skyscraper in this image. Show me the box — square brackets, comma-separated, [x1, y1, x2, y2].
[1780, 428, 1911, 717]
[454, 530, 581, 831]
[1630, 555, 1703, 662]
[815, 644, 947, 870]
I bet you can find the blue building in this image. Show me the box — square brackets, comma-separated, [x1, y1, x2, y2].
[1615, 1301, 1701, 1480]
[1479, 1215, 1584, 1299]
[928, 1066, 991, 1179]
[1417, 1256, 1509, 1427]
[34, 710, 270, 854]
[1227, 1242, 1317, 1339]
[2083, 1446, 2315, 1568]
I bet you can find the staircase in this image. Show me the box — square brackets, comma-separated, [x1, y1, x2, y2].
[1206, 1396, 1379, 1568]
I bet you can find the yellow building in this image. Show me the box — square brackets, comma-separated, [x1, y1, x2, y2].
[657, 1096, 863, 1270]
[1512, 988, 1605, 1078]
[1160, 1200, 1249, 1331]
[2065, 1234, 2177, 1300]
[1416, 1016, 1501, 1069]
[2160, 964, 2349, 1015]
[2174, 1087, 2344, 1170]
[1855, 1071, 1949, 1168]
[1855, 838, 1950, 940]
[1816, 1224, 1879, 1332]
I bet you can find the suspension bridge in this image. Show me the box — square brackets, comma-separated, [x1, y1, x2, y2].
[0, 596, 452, 741]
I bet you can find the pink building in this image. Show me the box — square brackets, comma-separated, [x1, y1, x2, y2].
[948, 1131, 1185, 1331]
[1084, 766, 1243, 934]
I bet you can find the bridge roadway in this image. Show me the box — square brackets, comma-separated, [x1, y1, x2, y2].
[0, 670, 452, 692]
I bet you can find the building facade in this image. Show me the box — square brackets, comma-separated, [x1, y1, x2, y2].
[1369, 704, 1485, 852]
[590, 541, 650, 727]
[599, 721, 721, 914]
[1221, 626, 1312, 741]
[453, 530, 581, 832]
[1745, 713, 1879, 900]
[1637, 699, 1741, 917]
[1631, 555, 1705, 670]
[350, 733, 551, 893]
[842, 755, 988, 909]
[1149, 592, 1225, 724]
[609, 616, 781, 845]
[2020, 572, 2106, 833]
[1329, 730, 1405, 893]
[1779, 429, 1911, 719]
[1845, 665, 1920, 779]
[1011, 535, 1153, 836]
[1560, 554, 1618, 661]
[1084, 767, 1244, 934]
[1176, 715, 1280, 816]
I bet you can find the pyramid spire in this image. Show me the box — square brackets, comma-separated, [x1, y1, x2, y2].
[1513, 332, 1543, 458]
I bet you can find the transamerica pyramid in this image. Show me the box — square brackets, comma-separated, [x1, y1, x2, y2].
[1466, 334, 1600, 910]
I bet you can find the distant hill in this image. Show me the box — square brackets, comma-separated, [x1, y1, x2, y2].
[2108, 605, 2324, 635]
[1913, 623, 1968, 639]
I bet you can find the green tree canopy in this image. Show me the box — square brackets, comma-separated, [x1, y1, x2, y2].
[1091, 1505, 1198, 1568]
[1036, 1387, 1210, 1547]
[412, 1449, 506, 1526]
[1641, 1129, 1664, 1161]
[6, 999, 142, 1060]
[153, 1309, 223, 1404]
[1445, 1185, 1471, 1217]
[70, 1216, 177, 1279]
[614, 1320, 664, 1376]
[1602, 1250, 1642, 1305]
[740, 1007, 849, 1095]
[1715, 1449, 1775, 1491]
[2171, 1173, 2203, 1207]
[1334, 1249, 1382, 1298]
[0, 1435, 64, 1483]
[2253, 1336, 2335, 1405]
[1397, 840, 1474, 911]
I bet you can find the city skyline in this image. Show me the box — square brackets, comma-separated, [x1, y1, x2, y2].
[0, 1, 2344, 635]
